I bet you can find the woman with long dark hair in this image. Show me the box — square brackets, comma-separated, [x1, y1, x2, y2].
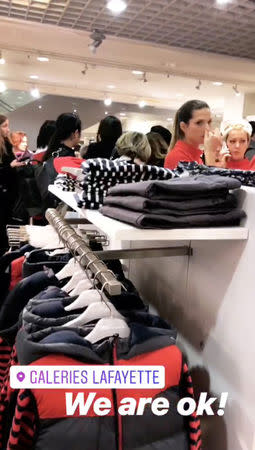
[36, 113, 82, 210]
[43, 113, 81, 162]
[85, 115, 122, 159]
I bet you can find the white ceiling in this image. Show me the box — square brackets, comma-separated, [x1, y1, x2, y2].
[1, 0, 255, 60]
[0, 49, 233, 113]
[1, 7, 255, 116]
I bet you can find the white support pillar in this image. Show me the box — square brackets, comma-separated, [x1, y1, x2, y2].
[223, 93, 244, 121]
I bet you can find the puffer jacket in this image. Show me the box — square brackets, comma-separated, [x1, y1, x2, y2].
[7, 315, 201, 450]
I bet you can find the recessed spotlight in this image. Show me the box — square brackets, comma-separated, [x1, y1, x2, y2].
[132, 70, 143, 75]
[120, 112, 126, 116]
[73, 109, 77, 113]
[213, 81, 223, 86]
[104, 98, 112, 106]
[38, 105, 42, 109]
[0, 81, 6, 93]
[105, 111, 108, 115]
[30, 87, 40, 98]
[29, 75, 39, 79]
[216, 0, 232, 5]
[107, 85, 116, 89]
[138, 100, 146, 108]
[37, 56, 49, 62]
[107, 0, 127, 13]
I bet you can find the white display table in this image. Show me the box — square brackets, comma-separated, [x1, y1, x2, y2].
[49, 184, 253, 449]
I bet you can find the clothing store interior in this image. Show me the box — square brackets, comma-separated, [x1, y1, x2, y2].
[0, 1, 255, 449]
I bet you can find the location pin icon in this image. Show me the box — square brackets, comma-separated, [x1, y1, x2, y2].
[17, 371, 25, 382]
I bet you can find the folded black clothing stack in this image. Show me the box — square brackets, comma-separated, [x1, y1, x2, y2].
[101, 175, 246, 229]
[78, 158, 177, 209]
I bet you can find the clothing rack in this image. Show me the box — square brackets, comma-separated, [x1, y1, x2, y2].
[6, 225, 29, 248]
[45, 208, 122, 296]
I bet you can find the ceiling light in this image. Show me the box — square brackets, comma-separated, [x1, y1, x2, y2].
[89, 29, 105, 54]
[132, 70, 143, 75]
[138, 100, 146, 108]
[0, 51, 5, 65]
[213, 81, 223, 86]
[167, 118, 173, 122]
[105, 111, 108, 115]
[30, 75, 39, 79]
[232, 84, 240, 96]
[120, 112, 126, 116]
[30, 87, 40, 98]
[37, 56, 49, 62]
[73, 109, 77, 113]
[216, 0, 232, 5]
[107, 0, 127, 13]
[104, 98, 112, 106]
[0, 81, 6, 93]
[107, 85, 115, 89]
[38, 105, 42, 109]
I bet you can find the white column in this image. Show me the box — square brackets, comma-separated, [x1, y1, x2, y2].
[243, 93, 255, 119]
[223, 93, 244, 121]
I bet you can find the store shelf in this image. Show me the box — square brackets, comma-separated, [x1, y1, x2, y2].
[49, 186, 249, 242]
[85, 210, 249, 241]
[49, 185, 87, 218]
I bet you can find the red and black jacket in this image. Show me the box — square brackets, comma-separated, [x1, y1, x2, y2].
[7, 320, 202, 450]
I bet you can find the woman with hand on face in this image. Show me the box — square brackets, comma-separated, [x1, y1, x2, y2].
[164, 100, 219, 170]
[204, 119, 255, 170]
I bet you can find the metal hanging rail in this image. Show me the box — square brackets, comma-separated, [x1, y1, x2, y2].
[45, 208, 122, 296]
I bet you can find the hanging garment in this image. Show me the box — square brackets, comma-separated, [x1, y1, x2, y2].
[0, 269, 65, 332]
[22, 249, 72, 277]
[9, 256, 25, 291]
[22, 292, 147, 333]
[7, 317, 201, 450]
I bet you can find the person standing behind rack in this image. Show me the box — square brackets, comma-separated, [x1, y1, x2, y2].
[164, 99, 221, 170]
[42, 112, 81, 182]
[35, 113, 82, 211]
[204, 119, 255, 170]
[150, 125, 172, 147]
[34, 120, 57, 162]
[0, 115, 26, 253]
[83, 115, 122, 159]
[146, 131, 168, 166]
[115, 131, 151, 164]
[245, 121, 255, 161]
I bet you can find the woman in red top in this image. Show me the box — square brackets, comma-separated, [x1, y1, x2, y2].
[205, 120, 255, 170]
[164, 99, 214, 170]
